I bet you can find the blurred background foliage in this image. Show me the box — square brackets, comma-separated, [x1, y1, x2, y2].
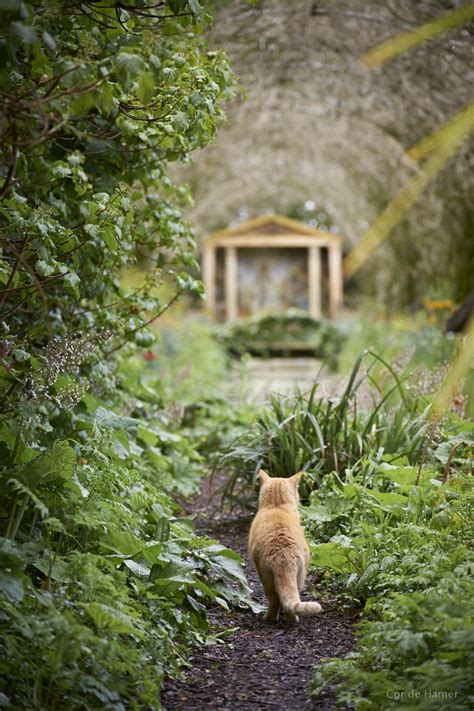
[175, 0, 473, 308]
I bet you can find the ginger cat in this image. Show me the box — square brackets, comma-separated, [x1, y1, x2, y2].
[249, 469, 321, 623]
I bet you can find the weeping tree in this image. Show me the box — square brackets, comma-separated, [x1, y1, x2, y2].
[178, 0, 473, 308]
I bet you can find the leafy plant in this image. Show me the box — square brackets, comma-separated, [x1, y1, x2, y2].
[216, 338, 473, 708]
[307, 415, 473, 709]
[219, 350, 432, 508]
[0, 0, 238, 461]
[337, 306, 456, 376]
[0, 353, 259, 709]
[311, 578, 474, 710]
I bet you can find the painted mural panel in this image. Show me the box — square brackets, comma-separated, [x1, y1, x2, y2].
[237, 248, 308, 317]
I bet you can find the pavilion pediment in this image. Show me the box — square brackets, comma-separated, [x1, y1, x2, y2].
[204, 214, 342, 244]
[235, 220, 289, 235]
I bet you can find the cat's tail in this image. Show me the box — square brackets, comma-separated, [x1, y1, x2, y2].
[274, 567, 322, 618]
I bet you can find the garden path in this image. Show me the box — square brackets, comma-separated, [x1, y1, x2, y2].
[228, 357, 374, 408]
[161, 473, 355, 710]
[228, 357, 339, 402]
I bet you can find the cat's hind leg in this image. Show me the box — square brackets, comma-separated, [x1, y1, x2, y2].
[297, 556, 307, 592]
[265, 592, 281, 623]
[257, 564, 281, 622]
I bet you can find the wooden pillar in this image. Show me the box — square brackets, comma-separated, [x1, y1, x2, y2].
[308, 245, 322, 318]
[202, 244, 216, 318]
[225, 246, 238, 321]
[328, 244, 343, 317]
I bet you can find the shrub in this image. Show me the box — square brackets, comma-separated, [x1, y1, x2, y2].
[0, 3, 244, 705]
[0, 0, 237, 460]
[216, 309, 344, 367]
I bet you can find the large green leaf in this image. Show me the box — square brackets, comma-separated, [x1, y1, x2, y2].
[310, 542, 355, 573]
[95, 407, 139, 437]
[11, 441, 75, 490]
[0, 571, 24, 602]
[83, 603, 143, 637]
[150, 560, 196, 584]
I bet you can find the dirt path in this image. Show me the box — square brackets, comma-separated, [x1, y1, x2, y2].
[162, 475, 355, 711]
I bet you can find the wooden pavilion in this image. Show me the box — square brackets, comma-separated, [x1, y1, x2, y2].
[201, 215, 343, 322]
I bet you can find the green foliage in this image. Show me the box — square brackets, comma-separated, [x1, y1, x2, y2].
[218, 335, 473, 707]
[216, 308, 344, 367]
[152, 319, 230, 403]
[307, 416, 473, 708]
[312, 579, 474, 710]
[337, 306, 456, 376]
[0, 4, 245, 707]
[118, 318, 255, 457]
[180, 396, 255, 458]
[0, 354, 259, 709]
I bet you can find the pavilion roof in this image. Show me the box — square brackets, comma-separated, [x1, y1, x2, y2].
[203, 214, 343, 244]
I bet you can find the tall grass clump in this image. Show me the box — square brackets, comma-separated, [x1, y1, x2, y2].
[219, 351, 442, 509]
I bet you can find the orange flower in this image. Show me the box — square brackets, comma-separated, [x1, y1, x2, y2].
[423, 297, 454, 311]
[143, 350, 157, 362]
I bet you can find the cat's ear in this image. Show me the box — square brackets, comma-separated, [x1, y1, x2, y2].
[290, 472, 303, 487]
[259, 469, 270, 483]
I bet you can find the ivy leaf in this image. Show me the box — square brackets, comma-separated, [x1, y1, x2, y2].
[172, 111, 190, 132]
[188, 0, 203, 18]
[137, 71, 155, 104]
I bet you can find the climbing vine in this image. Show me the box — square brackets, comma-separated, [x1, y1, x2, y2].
[0, 0, 237, 451]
